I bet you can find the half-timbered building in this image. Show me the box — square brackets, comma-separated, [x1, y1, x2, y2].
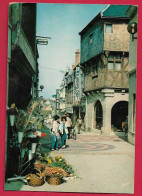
[79, 5, 130, 134]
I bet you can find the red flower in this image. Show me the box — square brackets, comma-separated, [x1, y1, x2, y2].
[41, 133, 47, 137]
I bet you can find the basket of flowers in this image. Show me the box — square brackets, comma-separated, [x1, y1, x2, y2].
[26, 168, 45, 187]
[45, 166, 67, 185]
[34, 161, 46, 172]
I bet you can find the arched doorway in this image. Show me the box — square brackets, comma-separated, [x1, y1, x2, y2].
[111, 101, 128, 131]
[94, 100, 103, 130]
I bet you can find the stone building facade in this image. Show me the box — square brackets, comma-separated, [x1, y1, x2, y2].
[79, 5, 130, 134]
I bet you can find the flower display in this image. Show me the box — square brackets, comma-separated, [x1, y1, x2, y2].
[45, 167, 67, 178]
[15, 97, 49, 133]
[39, 153, 76, 177]
[34, 161, 46, 171]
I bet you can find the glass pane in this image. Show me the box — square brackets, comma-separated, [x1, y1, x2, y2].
[115, 63, 121, 71]
[106, 24, 112, 33]
[108, 53, 114, 59]
[108, 62, 113, 70]
[115, 52, 121, 59]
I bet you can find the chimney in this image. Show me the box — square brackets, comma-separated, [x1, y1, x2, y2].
[75, 49, 80, 66]
[72, 62, 75, 69]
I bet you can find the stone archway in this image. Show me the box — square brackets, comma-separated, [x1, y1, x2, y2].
[111, 101, 128, 131]
[94, 100, 103, 130]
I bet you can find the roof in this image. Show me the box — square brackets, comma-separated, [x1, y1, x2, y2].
[102, 5, 130, 18]
[79, 5, 130, 35]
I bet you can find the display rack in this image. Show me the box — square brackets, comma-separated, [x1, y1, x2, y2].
[7, 131, 41, 184]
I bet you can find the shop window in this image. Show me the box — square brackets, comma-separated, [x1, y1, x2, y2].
[105, 24, 113, 33]
[88, 33, 93, 45]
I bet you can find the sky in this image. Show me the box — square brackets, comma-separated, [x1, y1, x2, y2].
[36, 3, 107, 99]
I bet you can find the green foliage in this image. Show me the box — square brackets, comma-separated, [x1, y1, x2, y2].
[39, 153, 76, 176]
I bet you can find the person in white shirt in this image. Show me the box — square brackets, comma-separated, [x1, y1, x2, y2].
[51, 115, 60, 151]
[59, 116, 68, 148]
[66, 114, 72, 139]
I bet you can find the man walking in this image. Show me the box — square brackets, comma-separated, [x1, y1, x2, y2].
[76, 116, 83, 134]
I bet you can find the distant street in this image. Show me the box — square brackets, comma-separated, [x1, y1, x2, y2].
[6, 127, 134, 194]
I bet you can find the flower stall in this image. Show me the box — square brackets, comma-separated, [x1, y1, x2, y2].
[25, 153, 76, 186]
[7, 97, 48, 183]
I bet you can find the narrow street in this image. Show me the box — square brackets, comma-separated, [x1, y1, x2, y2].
[5, 127, 134, 194]
[2, 3, 138, 196]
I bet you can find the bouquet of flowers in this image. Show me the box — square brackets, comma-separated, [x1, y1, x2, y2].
[15, 98, 48, 132]
[39, 153, 75, 177]
[44, 167, 67, 178]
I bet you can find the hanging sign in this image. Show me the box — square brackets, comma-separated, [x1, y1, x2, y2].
[75, 67, 80, 100]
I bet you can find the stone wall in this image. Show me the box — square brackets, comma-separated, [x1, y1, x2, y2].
[85, 90, 129, 134]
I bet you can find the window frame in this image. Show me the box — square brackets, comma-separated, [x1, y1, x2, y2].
[107, 52, 122, 71]
[105, 23, 113, 33]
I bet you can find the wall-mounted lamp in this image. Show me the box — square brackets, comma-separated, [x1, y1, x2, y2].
[127, 22, 137, 41]
[38, 85, 44, 92]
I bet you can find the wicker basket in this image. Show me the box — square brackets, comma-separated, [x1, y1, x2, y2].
[46, 176, 62, 185]
[26, 168, 45, 187]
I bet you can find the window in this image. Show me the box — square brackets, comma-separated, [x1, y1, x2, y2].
[108, 52, 122, 71]
[115, 62, 121, 71]
[108, 62, 113, 70]
[88, 33, 93, 45]
[106, 24, 113, 33]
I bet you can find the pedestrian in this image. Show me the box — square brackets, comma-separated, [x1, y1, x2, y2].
[51, 115, 60, 151]
[59, 116, 68, 149]
[66, 114, 72, 139]
[76, 116, 83, 134]
[123, 116, 128, 136]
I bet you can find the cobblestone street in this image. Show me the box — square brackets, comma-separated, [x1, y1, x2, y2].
[5, 128, 135, 194]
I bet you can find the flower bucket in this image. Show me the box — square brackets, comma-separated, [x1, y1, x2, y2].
[28, 150, 33, 161]
[31, 143, 37, 153]
[9, 115, 16, 126]
[18, 132, 23, 143]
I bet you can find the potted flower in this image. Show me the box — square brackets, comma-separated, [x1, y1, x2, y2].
[44, 166, 67, 185]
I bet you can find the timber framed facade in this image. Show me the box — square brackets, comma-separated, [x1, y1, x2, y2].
[79, 5, 130, 134]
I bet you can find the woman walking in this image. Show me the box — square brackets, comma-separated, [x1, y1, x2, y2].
[51, 115, 60, 151]
[59, 116, 68, 149]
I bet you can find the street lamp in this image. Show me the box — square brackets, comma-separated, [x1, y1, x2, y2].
[127, 22, 137, 41]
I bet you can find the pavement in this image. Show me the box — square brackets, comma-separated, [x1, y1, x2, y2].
[5, 127, 135, 194]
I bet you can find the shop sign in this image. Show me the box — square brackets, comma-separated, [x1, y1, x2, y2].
[75, 67, 80, 100]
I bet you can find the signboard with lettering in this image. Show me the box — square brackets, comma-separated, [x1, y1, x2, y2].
[75, 67, 80, 100]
